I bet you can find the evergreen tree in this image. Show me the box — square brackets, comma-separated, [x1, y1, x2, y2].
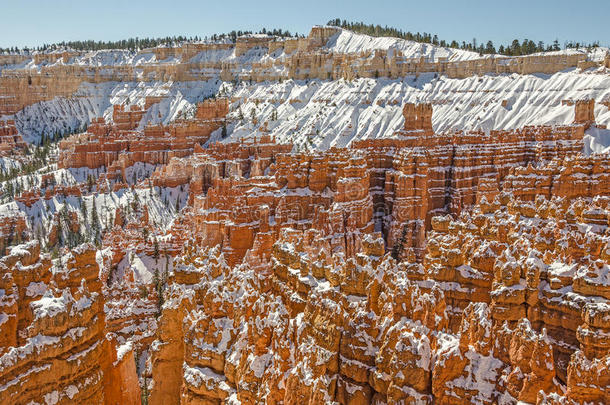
[325, 19, 573, 57]
[485, 41, 495, 54]
[80, 198, 88, 222]
[553, 39, 560, 51]
[91, 201, 99, 231]
[153, 239, 160, 263]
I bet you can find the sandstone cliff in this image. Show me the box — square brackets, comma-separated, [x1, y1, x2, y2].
[0, 242, 140, 405]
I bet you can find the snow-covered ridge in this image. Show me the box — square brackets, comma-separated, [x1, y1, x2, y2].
[1, 26, 609, 153]
[324, 28, 486, 61]
[4, 26, 607, 72]
[9, 69, 609, 152]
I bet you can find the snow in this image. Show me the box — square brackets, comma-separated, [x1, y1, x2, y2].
[223, 72, 610, 151]
[584, 126, 610, 155]
[66, 339, 100, 364]
[0, 313, 9, 328]
[1, 178, 183, 252]
[216, 318, 234, 352]
[0, 334, 59, 373]
[3, 32, 609, 150]
[445, 348, 504, 402]
[30, 292, 69, 319]
[72, 50, 157, 67]
[115, 341, 133, 365]
[548, 261, 579, 278]
[6, 79, 223, 143]
[326, 28, 484, 61]
[115, 250, 174, 285]
[25, 282, 48, 297]
[528, 46, 610, 62]
[0, 157, 22, 172]
[65, 385, 79, 400]
[183, 364, 234, 394]
[43, 390, 59, 405]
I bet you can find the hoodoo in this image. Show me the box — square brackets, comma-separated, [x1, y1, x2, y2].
[0, 13, 609, 405]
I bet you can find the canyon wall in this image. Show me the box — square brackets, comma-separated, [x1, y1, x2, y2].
[57, 98, 229, 173]
[1, 26, 606, 115]
[0, 241, 140, 405]
[137, 100, 610, 404]
[147, 157, 609, 403]
[0, 119, 26, 155]
[146, 103, 589, 265]
[0, 26, 607, 403]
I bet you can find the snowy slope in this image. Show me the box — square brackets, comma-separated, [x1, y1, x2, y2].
[325, 28, 485, 61]
[6, 69, 610, 151]
[0, 181, 186, 250]
[9, 79, 223, 143]
[584, 127, 610, 154]
[2, 27, 609, 151]
[528, 46, 610, 62]
[7, 28, 606, 74]
[223, 71, 610, 151]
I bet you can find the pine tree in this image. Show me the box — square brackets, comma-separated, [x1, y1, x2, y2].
[80, 198, 88, 221]
[391, 224, 410, 260]
[91, 201, 99, 231]
[485, 41, 495, 54]
[553, 39, 560, 51]
[153, 239, 160, 263]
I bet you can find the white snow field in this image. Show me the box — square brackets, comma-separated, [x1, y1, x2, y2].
[1, 28, 608, 150]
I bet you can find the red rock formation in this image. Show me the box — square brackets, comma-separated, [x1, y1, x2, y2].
[574, 99, 595, 127]
[0, 27, 596, 115]
[112, 104, 145, 130]
[0, 67, 608, 405]
[58, 98, 229, 171]
[402, 102, 433, 134]
[16, 184, 83, 208]
[149, 170, 609, 404]
[0, 120, 26, 156]
[195, 97, 229, 119]
[143, 103, 589, 270]
[0, 242, 140, 405]
[138, 101, 610, 404]
[354, 103, 586, 258]
[0, 211, 27, 255]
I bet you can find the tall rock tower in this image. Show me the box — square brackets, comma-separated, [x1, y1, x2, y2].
[402, 103, 433, 135]
[574, 99, 595, 127]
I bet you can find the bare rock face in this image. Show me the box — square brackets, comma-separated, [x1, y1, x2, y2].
[0, 120, 27, 156]
[136, 116, 609, 404]
[0, 27, 600, 117]
[574, 99, 595, 127]
[0, 41, 608, 404]
[57, 98, 229, 172]
[0, 242, 139, 405]
[402, 103, 433, 134]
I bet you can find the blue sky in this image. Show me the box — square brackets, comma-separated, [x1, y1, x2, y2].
[1, 0, 608, 49]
